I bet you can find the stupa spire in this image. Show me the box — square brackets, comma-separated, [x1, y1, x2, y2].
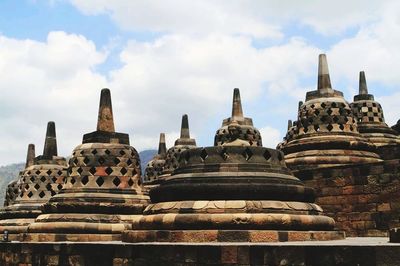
[359, 71, 368, 95]
[97, 88, 115, 132]
[317, 54, 332, 92]
[158, 133, 167, 156]
[43, 121, 57, 159]
[180, 114, 190, 139]
[231, 88, 244, 121]
[287, 120, 293, 131]
[25, 144, 35, 168]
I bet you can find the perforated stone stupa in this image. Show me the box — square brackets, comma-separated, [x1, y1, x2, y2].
[160, 114, 197, 178]
[143, 133, 167, 187]
[278, 54, 382, 170]
[25, 88, 149, 242]
[122, 88, 343, 243]
[350, 71, 400, 159]
[0, 122, 68, 239]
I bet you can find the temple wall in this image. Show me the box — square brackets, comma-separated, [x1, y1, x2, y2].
[1, 241, 400, 266]
[297, 159, 400, 237]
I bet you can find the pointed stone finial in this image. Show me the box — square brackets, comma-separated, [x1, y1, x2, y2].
[97, 88, 115, 132]
[158, 133, 166, 156]
[287, 120, 293, 130]
[298, 101, 303, 111]
[25, 144, 35, 168]
[180, 114, 190, 139]
[231, 88, 244, 121]
[317, 54, 332, 92]
[359, 71, 368, 95]
[43, 121, 57, 159]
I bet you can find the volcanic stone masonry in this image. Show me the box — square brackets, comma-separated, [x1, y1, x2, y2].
[122, 88, 344, 243]
[143, 133, 167, 188]
[24, 88, 149, 242]
[0, 122, 68, 240]
[278, 54, 400, 237]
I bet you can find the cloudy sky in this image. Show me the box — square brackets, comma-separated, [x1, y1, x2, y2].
[0, 0, 399, 165]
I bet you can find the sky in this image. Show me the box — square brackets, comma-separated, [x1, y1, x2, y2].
[0, 0, 399, 166]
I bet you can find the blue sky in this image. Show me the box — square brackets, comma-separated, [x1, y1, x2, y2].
[0, 0, 399, 165]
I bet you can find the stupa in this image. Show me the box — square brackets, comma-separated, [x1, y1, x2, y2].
[122, 89, 343, 243]
[3, 180, 19, 207]
[25, 89, 149, 242]
[350, 71, 400, 159]
[160, 114, 197, 178]
[143, 133, 167, 186]
[278, 54, 382, 170]
[0, 123, 68, 240]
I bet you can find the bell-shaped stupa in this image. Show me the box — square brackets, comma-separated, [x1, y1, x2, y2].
[123, 89, 343, 243]
[161, 114, 197, 178]
[143, 133, 167, 186]
[350, 71, 400, 159]
[25, 89, 149, 242]
[279, 54, 382, 170]
[0, 123, 68, 240]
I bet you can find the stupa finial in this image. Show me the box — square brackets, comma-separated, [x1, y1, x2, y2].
[231, 88, 244, 121]
[97, 88, 115, 132]
[43, 121, 57, 158]
[359, 71, 368, 95]
[287, 120, 293, 130]
[158, 133, 167, 156]
[180, 114, 190, 139]
[25, 144, 35, 168]
[317, 54, 332, 92]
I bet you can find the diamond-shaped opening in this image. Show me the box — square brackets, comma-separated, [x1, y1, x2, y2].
[35, 170, 41, 175]
[27, 171, 31, 175]
[46, 170, 52, 175]
[333, 116, 339, 123]
[105, 149, 111, 155]
[120, 167, 127, 175]
[57, 184, 63, 190]
[327, 108, 333, 115]
[96, 176, 104, 187]
[242, 147, 253, 161]
[46, 183, 52, 191]
[128, 178, 134, 187]
[34, 183, 40, 190]
[126, 158, 133, 166]
[77, 167, 83, 175]
[68, 168, 73, 174]
[26, 191, 34, 198]
[327, 124, 333, 131]
[105, 167, 113, 175]
[51, 190, 56, 196]
[70, 177, 76, 185]
[73, 158, 79, 165]
[119, 150, 126, 156]
[331, 102, 337, 108]
[80, 150, 85, 155]
[310, 104, 315, 109]
[72, 152, 76, 156]
[339, 124, 345, 130]
[314, 124, 319, 132]
[320, 116, 327, 122]
[314, 109, 320, 116]
[200, 149, 208, 161]
[114, 157, 121, 165]
[83, 157, 90, 165]
[81, 175, 89, 185]
[303, 126, 308, 133]
[57, 170, 63, 176]
[39, 191, 45, 198]
[20, 192, 24, 197]
[91, 149, 98, 155]
[52, 177, 57, 182]
[321, 102, 326, 108]
[89, 167, 96, 175]
[40, 176, 46, 182]
[113, 177, 121, 187]
[25, 184, 30, 190]
[98, 157, 105, 165]
[344, 117, 349, 123]
[263, 150, 271, 161]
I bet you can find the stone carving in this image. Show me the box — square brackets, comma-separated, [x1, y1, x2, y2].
[0, 123, 68, 240]
[278, 54, 382, 170]
[122, 89, 343, 243]
[25, 89, 149, 242]
[144, 133, 167, 186]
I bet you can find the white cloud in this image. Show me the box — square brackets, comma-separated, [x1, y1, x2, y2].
[259, 126, 282, 149]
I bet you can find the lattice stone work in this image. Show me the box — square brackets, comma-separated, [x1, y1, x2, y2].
[3, 180, 19, 207]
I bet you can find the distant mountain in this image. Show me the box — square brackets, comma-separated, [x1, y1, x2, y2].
[0, 149, 158, 206]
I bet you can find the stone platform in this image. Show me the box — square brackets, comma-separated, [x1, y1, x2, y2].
[1, 238, 400, 265]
